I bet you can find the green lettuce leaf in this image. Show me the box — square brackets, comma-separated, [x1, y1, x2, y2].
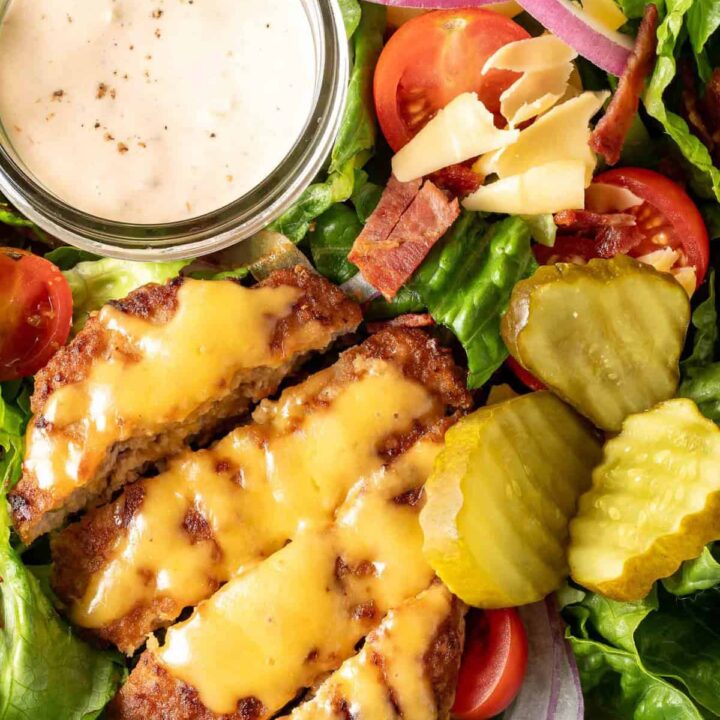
[338, 0, 361, 38]
[365, 286, 425, 320]
[682, 270, 718, 370]
[664, 546, 720, 596]
[680, 272, 720, 421]
[63, 258, 189, 333]
[687, 0, 720, 58]
[565, 588, 708, 719]
[643, 0, 720, 202]
[570, 637, 705, 720]
[637, 590, 720, 715]
[269, 4, 386, 242]
[520, 214, 556, 247]
[0, 498, 124, 720]
[309, 204, 360, 284]
[0, 199, 33, 229]
[44, 247, 100, 271]
[351, 169, 383, 223]
[411, 214, 536, 388]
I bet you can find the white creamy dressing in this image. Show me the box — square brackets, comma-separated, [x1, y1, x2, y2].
[0, 0, 316, 223]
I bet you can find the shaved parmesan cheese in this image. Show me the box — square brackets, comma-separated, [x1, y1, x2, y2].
[501, 63, 573, 126]
[483, 35, 577, 74]
[585, 182, 642, 212]
[481, 91, 609, 181]
[673, 267, 697, 297]
[582, 0, 628, 32]
[462, 160, 586, 214]
[391, 92, 518, 183]
[636, 248, 680, 274]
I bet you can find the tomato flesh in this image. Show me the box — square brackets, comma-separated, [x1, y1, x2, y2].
[0, 249, 73, 381]
[374, 9, 530, 151]
[452, 608, 529, 720]
[591, 168, 710, 286]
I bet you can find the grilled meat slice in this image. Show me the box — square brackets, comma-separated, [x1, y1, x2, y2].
[285, 583, 465, 720]
[52, 328, 471, 653]
[11, 267, 361, 544]
[107, 430, 450, 720]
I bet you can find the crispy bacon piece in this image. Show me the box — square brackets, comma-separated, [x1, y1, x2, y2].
[429, 162, 483, 197]
[595, 225, 644, 257]
[366, 313, 435, 334]
[554, 209, 637, 230]
[589, 4, 658, 166]
[349, 179, 460, 300]
[359, 175, 422, 246]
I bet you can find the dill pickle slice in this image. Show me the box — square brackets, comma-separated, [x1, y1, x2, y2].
[501, 256, 691, 432]
[569, 398, 720, 601]
[420, 392, 601, 608]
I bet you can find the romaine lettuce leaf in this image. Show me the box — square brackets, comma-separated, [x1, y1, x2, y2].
[664, 546, 720, 596]
[687, 0, 720, 59]
[309, 204, 361, 284]
[564, 588, 709, 719]
[63, 258, 189, 333]
[0, 384, 124, 720]
[643, 0, 720, 201]
[680, 272, 720, 420]
[0, 199, 33, 229]
[0, 499, 125, 720]
[269, 3, 386, 242]
[570, 637, 705, 720]
[637, 590, 720, 715]
[338, 0, 361, 38]
[411, 214, 536, 388]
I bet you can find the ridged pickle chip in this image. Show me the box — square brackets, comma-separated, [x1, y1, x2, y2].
[420, 392, 601, 608]
[569, 398, 720, 601]
[501, 256, 690, 432]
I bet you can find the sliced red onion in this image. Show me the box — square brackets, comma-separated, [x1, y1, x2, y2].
[341, 272, 381, 302]
[365, 0, 633, 76]
[505, 596, 584, 720]
[514, 0, 633, 75]
[363, 0, 504, 8]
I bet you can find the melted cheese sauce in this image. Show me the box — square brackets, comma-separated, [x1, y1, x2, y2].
[25, 280, 301, 499]
[73, 358, 439, 628]
[157, 440, 440, 716]
[288, 583, 455, 720]
[0, 0, 316, 223]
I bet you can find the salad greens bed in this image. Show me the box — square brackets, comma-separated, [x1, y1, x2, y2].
[3, 0, 720, 717]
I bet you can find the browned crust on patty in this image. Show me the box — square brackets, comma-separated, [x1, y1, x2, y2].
[32, 267, 359, 413]
[12, 267, 361, 544]
[423, 593, 466, 719]
[341, 328, 472, 412]
[51, 330, 470, 653]
[108, 585, 465, 720]
[106, 652, 266, 720]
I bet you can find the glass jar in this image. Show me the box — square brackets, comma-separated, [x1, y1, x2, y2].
[0, 0, 348, 261]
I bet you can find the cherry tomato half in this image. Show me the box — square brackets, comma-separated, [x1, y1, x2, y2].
[593, 168, 709, 286]
[537, 169, 710, 288]
[452, 608, 529, 720]
[0, 248, 73, 381]
[374, 9, 530, 151]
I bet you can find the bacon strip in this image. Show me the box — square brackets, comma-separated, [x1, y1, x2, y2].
[366, 313, 435, 334]
[554, 209, 637, 230]
[589, 4, 658, 166]
[358, 175, 422, 246]
[429, 162, 483, 197]
[349, 179, 460, 300]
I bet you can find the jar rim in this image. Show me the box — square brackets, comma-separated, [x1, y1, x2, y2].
[0, 0, 349, 261]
